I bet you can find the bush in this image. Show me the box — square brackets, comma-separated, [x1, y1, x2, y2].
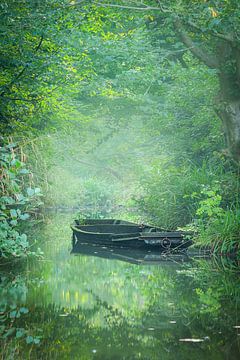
[0, 142, 43, 258]
[138, 157, 240, 244]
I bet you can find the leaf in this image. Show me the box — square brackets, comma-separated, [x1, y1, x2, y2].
[6, 143, 17, 149]
[10, 310, 17, 318]
[26, 335, 34, 344]
[16, 328, 26, 338]
[0, 306, 7, 316]
[3, 327, 16, 338]
[33, 337, 41, 344]
[10, 159, 22, 168]
[2, 196, 15, 205]
[0, 211, 7, 218]
[20, 213, 30, 221]
[0, 325, 6, 334]
[0, 314, 7, 322]
[26, 188, 35, 197]
[10, 220, 18, 226]
[10, 209, 18, 219]
[19, 168, 30, 174]
[19, 307, 29, 314]
[18, 234, 28, 248]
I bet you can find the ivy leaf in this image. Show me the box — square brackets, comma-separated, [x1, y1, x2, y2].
[16, 328, 26, 338]
[10, 220, 18, 226]
[20, 213, 30, 221]
[10, 310, 18, 318]
[33, 337, 41, 344]
[34, 188, 41, 195]
[19, 307, 29, 314]
[26, 335, 34, 344]
[2, 196, 15, 205]
[10, 209, 18, 218]
[26, 188, 35, 197]
[19, 168, 30, 174]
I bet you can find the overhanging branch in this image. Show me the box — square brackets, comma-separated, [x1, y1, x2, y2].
[0, 35, 44, 98]
[95, 1, 237, 49]
[93, 1, 162, 11]
[174, 18, 219, 69]
[185, 19, 235, 44]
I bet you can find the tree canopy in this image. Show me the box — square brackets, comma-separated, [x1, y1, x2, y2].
[1, 0, 240, 257]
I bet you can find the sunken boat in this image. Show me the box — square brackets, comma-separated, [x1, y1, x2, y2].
[71, 219, 193, 250]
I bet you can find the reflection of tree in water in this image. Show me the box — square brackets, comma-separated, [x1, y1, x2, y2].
[171, 260, 240, 359]
[1, 258, 240, 360]
[22, 292, 240, 359]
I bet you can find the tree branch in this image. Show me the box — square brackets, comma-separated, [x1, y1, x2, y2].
[35, 35, 44, 51]
[4, 97, 42, 102]
[94, 1, 237, 51]
[93, 1, 162, 11]
[65, 0, 86, 7]
[185, 19, 235, 44]
[174, 18, 219, 69]
[71, 0, 237, 45]
[0, 35, 44, 98]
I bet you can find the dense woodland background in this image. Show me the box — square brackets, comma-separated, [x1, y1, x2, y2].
[1, 2, 240, 358]
[1, 0, 240, 257]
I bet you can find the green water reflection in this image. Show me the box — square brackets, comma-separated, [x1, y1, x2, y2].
[1, 213, 240, 359]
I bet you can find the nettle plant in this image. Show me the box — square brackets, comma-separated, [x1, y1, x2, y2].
[196, 186, 225, 220]
[192, 184, 240, 254]
[0, 142, 43, 258]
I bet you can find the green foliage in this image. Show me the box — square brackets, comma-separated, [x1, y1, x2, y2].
[187, 169, 240, 254]
[196, 185, 224, 219]
[196, 205, 240, 255]
[1, 213, 240, 359]
[0, 0, 240, 256]
[0, 143, 43, 258]
[138, 156, 240, 255]
[0, 1, 96, 135]
[1, 2, 240, 357]
[138, 161, 218, 228]
[0, 274, 42, 347]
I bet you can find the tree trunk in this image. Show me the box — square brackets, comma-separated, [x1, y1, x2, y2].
[217, 99, 240, 161]
[175, 20, 240, 161]
[217, 42, 240, 161]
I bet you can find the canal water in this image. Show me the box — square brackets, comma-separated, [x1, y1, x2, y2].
[1, 213, 240, 359]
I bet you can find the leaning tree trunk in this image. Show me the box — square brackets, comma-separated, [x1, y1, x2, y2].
[216, 99, 240, 161]
[216, 42, 240, 162]
[174, 18, 240, 162]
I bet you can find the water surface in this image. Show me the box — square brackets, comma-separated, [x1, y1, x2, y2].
[1, 213, 240, 359]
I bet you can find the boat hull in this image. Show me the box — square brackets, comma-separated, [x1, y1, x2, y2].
[71, 220, 192, 250]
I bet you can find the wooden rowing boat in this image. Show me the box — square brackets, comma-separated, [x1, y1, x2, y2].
[71, 219, 193, 250]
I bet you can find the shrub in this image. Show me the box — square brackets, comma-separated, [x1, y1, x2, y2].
[0, 142, 43, 258]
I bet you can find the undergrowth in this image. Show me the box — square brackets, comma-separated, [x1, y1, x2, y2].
[0, 140, 43, 259]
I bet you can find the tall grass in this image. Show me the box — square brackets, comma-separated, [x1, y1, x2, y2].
[138, 158, 240, 255]
[138, 160, 224, 228]
[196, 207, 240, 256]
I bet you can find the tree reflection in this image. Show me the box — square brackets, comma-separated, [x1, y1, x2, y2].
[1, 213, 239, 359]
